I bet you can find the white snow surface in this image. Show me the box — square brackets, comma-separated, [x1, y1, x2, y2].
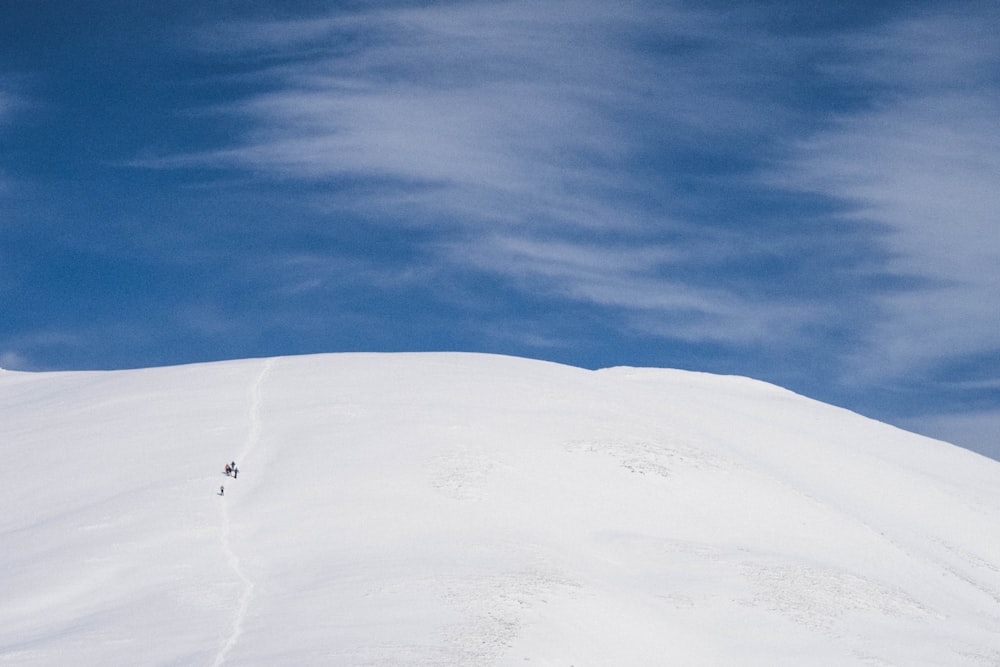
[3, 352, 1000, 666]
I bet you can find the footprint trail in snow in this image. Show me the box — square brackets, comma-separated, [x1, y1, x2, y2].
[212, 358, 273, 667]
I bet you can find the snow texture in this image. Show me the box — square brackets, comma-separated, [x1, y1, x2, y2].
[2, 352, 1000, 665]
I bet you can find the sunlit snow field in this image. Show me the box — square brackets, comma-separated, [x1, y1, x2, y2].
[3, 353, 1000, 665]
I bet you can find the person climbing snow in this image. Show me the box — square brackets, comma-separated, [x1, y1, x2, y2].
[219, 485, 225, 496]
[233, 466, 239, 479]
[225, 464, 232, 476]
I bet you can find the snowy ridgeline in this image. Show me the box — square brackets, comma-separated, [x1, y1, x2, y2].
[2, 352, 1000, 666]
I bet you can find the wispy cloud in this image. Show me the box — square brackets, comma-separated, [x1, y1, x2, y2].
[171, 1, 852, 347]
[439, 232, 832, 344]
[772, 8, 1000, 383]
[185, 1, 803, 208]
[155, 1, 1000, 424]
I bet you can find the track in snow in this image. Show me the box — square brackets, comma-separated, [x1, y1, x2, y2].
[212, 358, 273, 667]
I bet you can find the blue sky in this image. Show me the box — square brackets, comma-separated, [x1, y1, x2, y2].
[3, 0, 999, 458]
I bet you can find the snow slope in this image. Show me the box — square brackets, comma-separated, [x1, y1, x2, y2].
[2, 353, 1000, 666]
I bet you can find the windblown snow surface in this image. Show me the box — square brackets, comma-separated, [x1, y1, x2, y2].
[3, 353, 1000, 666]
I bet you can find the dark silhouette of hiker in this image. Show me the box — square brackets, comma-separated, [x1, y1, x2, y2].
[233, 466, 239, 479]
[220, 486, 225, 496]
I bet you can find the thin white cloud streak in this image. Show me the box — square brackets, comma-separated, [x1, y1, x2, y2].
[444, 234, 830, 344]
[261, 250, 441, 298]
[773, 10, 1000, 382]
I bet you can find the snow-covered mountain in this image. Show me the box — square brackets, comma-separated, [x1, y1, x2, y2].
[3, 353, 1000, 666]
